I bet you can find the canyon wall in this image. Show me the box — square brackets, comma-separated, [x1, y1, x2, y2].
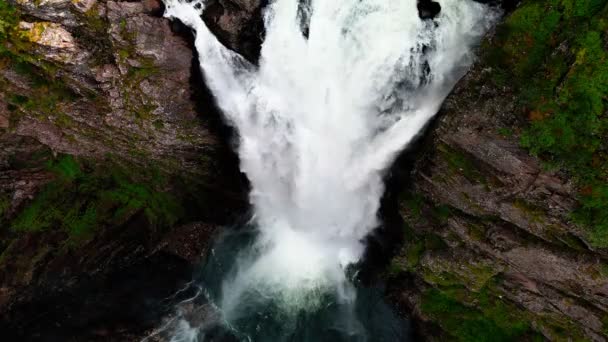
[1, 0, 607, 340]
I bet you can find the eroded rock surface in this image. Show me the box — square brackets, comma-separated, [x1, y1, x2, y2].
[0, 0, 252, 339]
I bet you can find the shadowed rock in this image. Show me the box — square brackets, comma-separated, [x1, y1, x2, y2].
[417, 0, 441, 20]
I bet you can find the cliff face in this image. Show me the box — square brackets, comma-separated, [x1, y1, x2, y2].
[387, 1, 608, 340]
[1, 0, 606, 340]
[0, 0, 257, 339]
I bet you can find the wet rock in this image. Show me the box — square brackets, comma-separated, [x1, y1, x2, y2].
[155, 222, 219, 264]
[0, 250, 195, 341]
[417, 0, 441, 20]
[202, 0, 265, 61]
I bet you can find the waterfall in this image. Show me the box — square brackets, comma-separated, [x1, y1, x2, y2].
[157, 0, 497, 340]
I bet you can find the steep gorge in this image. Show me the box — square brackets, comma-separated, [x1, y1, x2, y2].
[0, 0, 607, 341]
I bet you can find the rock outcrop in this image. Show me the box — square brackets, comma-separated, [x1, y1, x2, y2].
[386, 1, 608, 340]
[0, 0, 252, 338]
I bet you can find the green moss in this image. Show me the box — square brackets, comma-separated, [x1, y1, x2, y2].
[1, 4, 54, 73]
[47, 155, 82, 180]
[460, 192, 486, 213]
[0, 193, 9, 219]
[402, 192, 424, 219]
[552, 229, 588, 251]
[55, 112, 74, 127]
[574, 184, 608, 247]
[497, 127, 513, 137]
[127, 58, 160, 79]
[468, 223, 487, 241]
[432, 204, 452, 224]
[599, 263, 608, 278]
[601, 315, 608, 336]
[119, 19, 128, 36]
[388, 226, 449, 275]
[406, 240, 425, 269]
[421, 257, 498, 292]
[498, 1, 562, 79]
[386, 258, 406, 277]
[153, 119, 165, 130]
[421, 287, 538, 341]
[466, 264, 498, 291]
[424, 233, 448, 251]
[0, 2, 18, 45]
[513, 199, 546, 223]
[118, 48, 130, 61]
[485, 0, 608, 247]
[538, 315, 590, 341]
[438, 144, 486, 184]
[73, 3, 113, 66]
[10, 155, 184, 241]
[115, 46, 161, 123]
[5, 65, 78, 125]
[422, 269, 465, 288]
[0, 3, 84, 129]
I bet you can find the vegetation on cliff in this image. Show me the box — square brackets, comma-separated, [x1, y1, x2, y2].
[387, 2, 608, 337]
[420, 286, 538, 342]
[8, 155, 183, 241]
[485, 0, 608, 246]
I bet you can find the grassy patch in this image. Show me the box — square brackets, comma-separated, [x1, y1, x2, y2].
[0, 2, 82, 127]
[0, 3, 56, 73]
[72, 3, 114, 66]
[438, 144, 486, 184]
[421, 287, 538, 341]
[405, 240, 425, 269]
[485, 0, 608, 246]
[0, 2, 18, 45]
[497, 127, 513, 137]
[468, 223, 487, 241]
[0, 193, 10, 219]
[10, 155, 184, 241]
[402, 192, 424, 220]
[513, 199, 546, 223]
[6, 64, 77, 118]
[432, 204, 452, 224]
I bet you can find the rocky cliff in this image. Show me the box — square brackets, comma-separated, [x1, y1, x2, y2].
[0, 0, 257, 339]
[387, 1, 608, 340]
[1, 0, 607, 341]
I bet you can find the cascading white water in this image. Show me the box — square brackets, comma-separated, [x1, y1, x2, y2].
[161, 0, 497, 337]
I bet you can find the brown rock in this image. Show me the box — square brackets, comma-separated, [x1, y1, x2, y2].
[0, 114, 8, 130]
[71, 0, 97, 13]
[156, 222, 219, 264]
[142, 0, 163, 14]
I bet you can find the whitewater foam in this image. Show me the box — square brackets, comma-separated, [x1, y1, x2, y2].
[163, 0, 497, 326]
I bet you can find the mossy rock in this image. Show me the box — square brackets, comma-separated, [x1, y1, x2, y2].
[9, 155, 185, 243]
[483, 0, 608, 247]
[420, 287, 540, 342]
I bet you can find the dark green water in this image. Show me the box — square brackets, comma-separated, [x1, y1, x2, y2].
[155, 226, 411, 342]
